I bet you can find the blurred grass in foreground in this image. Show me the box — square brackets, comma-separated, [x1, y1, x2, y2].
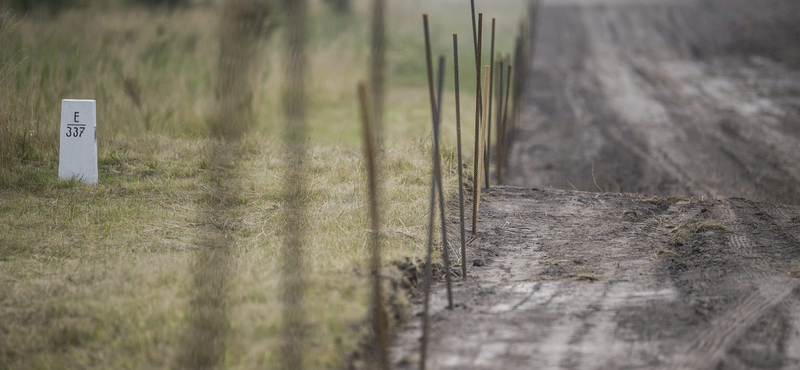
[0, 0, 527, 368]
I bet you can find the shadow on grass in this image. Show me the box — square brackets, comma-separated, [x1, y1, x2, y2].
[176, 1, 274, 368]
[177, 140, 243, 370]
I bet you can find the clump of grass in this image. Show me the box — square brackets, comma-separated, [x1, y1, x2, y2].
[573, 273, 603, 282]
[668, 220, 732, 246]
[656, 248, 680, 258]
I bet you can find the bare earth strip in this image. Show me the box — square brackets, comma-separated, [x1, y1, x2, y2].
[392, 188, 800, 369]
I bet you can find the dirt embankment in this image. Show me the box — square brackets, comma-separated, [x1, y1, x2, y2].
[391, 0, 800, 369]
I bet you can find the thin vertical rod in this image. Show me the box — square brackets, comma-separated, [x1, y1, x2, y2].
[485, 18, 496, 189]
[434, 56, 453, 310]
[495, 59, 505, 185]
[370, 0, 386, 146]
[453, 34, 467, 279]
[358, 83, 390, 370]
[480, 64, 491, 183]
[475, 65, 489, 218]
[471, 13, 483, 235]
[501, 63, 513, 184]
[470, 0, 479, 69]
[420, 15, 435, 370]
[469, 0, 482, 121]
[423, 16, 437, 128]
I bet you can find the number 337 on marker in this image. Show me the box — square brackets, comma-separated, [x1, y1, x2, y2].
[65, 126, 85, 138]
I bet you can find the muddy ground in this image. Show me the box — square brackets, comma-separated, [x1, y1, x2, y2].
[393, 188, 800, 369]
[391, 0, 800, 368]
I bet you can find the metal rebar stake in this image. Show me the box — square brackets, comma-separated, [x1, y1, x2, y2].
[453, 34, 467, 279]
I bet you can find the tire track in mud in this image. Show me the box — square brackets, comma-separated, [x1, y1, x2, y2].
[675, 277, 798, 370]
[760, 204, 800, 243]
[666, 200, 800, 369]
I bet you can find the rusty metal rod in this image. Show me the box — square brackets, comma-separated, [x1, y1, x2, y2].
[370, 0, 386, 146]
[485, 18, 496, 189]
[496, 58, 505, 185]
[433, 56, 453, 310]
[452, 34, 467, 280]
[501, 63, 513, 185]
[420, 14, 435, 370]
[469, 0, 482, 123]
[476, 65, 489, 217]
[471, 13, 483, 235]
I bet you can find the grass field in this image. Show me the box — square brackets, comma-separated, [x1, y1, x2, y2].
[0, 1, 526, 368]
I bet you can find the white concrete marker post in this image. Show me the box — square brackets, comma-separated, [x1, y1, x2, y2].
[59, 99, 98, 184]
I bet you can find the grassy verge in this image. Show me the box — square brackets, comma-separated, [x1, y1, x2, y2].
[0, 1, 526, 368]
[0, 134, 446, 369]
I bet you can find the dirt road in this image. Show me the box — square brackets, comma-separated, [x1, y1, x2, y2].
[505, 0, 800, 204]
[391, 0, 800, 368]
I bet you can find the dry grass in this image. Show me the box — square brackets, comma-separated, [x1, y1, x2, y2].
[0, 1, 528, 369]
[656, 248, 680, 258]
[0, 135, 440, 369]
[573, 273, 602, 282]
[668, 220, 732, 247]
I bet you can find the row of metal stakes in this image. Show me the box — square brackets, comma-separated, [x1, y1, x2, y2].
[355, 1, 540, 369]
